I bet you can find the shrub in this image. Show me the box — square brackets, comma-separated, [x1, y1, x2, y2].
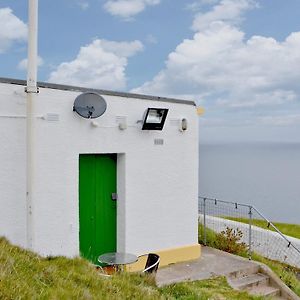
[215, 227, 248, 256]
[198, 224, 248, 256]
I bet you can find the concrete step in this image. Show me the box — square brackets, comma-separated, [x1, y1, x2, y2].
[227, 265, 260, 279]
[229, 273, 270, 290]
[246, 285, 281, 298]
[227, 270, 288, 299]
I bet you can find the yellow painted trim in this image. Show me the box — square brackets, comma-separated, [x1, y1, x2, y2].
[126, 244, 201, 272]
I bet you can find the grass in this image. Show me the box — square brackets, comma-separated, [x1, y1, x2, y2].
[0, 237, 262, 300]
[159, 277, 263, 300]
[198, 223, 300, 297]
[252, 253, 300, 296]
[225, 217, 300, 239]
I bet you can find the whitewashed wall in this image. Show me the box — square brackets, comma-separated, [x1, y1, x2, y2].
[0, 81, 198, 257]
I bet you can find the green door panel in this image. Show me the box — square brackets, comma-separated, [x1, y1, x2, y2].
[79, 154, 117, 264]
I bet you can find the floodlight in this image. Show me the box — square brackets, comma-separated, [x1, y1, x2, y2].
[142, 108, 169, 130]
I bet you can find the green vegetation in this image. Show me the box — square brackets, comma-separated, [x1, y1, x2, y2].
[252, 253, 300, 296]
[198, 224, 248, 257]
[159, 277, 263, 300]
[0, 237, 261, 300]
[198, 223, 300, 297]
[225, 217, 300, 239]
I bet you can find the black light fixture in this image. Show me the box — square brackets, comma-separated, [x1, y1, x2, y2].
[142, 108, 169, 130]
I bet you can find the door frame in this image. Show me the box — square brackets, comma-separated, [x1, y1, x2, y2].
[78, 152, 126, 256]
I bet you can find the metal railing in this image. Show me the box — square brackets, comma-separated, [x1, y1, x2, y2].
[198, 196, 300, 268]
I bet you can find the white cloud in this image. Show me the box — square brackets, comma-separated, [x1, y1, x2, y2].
[90, 39, 144, 57]
[145, 34, 157, 44]
[18, 56, 44, 70]
[192, 0, 257, 31]
[258, 114, 300, 126]
[0, 8, 27, 53]
[103, 0, 160, 20]
[186, 0, 224, 12]
[217, 90, 297, 108]
[48, 39, 143, 89]
[132, 0, 300, 111]
[77, 1, 89, 10]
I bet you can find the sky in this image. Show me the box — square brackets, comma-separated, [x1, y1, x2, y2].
[1, 0, 300, 143]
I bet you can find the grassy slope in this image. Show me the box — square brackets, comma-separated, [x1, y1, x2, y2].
[225, 217, 300, 239]
[0, 237, 261, 300]
[252, 253, 300, 296]
[198, 224, 300, 297]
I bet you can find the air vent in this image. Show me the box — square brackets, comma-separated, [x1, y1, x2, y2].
[154, 138, 164, 145]
[43, 113, 60, 122]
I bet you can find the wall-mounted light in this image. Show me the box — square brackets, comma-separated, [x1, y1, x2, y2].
[142, 108, 169, 130]
[180, 118, 188, 132]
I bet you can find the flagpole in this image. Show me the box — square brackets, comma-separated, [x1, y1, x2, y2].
[26, 0, 39, 250]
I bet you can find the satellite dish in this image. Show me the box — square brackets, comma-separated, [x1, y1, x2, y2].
[73, 92, 107, 119]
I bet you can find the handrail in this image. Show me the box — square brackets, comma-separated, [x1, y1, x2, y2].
[198, 196, 300, 258]
[199, 196, 253, 208]
[251, 206, 300, 255]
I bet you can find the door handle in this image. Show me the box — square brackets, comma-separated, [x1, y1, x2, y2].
[111, 193, 118, 201]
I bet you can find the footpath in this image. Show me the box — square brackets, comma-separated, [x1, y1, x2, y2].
[156, 246, 299, 299]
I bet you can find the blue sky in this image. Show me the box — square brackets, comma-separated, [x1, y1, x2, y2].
[1, 0, 300, 143]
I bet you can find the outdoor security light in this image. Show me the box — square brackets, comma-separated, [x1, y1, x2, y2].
[180, 118, 188, 131]
[142, 108, 169, 130]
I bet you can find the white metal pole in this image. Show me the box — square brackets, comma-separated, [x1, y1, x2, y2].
[26, 0, 39, 250]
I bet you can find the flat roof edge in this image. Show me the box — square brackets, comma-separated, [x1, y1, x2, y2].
[0, 77, 196, 106]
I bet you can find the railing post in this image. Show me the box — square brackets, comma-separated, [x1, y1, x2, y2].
[248, 206, 252, 260]
[203, 198, 207, 246]
[199, 196, 300, 267]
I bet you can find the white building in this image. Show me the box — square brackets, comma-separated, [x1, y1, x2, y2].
[0, 77, 200, 269]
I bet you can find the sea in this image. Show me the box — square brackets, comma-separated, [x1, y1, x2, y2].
[199, 142, 300, 224]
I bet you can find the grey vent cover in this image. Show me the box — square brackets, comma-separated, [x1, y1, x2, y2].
[73, 92, 107, 119]
[154, 138, 164, 145]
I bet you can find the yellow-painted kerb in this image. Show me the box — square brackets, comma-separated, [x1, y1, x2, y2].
[126, 244, 201, 272]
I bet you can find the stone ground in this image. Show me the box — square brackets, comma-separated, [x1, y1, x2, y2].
[156, 246, 255, 286]
[156, 247, 299, 299]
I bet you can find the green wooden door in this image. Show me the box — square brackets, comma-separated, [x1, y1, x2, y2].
[79, 154, 117, 264]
